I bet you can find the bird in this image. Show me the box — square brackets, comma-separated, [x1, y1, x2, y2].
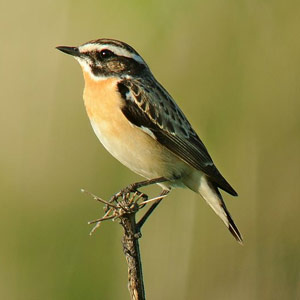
[56, 38, 242, 244]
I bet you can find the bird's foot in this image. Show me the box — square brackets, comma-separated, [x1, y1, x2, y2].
[109, 184, 147, 206]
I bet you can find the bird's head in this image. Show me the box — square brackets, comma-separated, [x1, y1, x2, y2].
[56, 39, 149, 81]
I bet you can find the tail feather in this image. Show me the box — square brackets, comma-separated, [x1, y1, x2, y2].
[227, 214, 243, 244]
[198, 176, 243, 244]
[214, 186, 243, 244]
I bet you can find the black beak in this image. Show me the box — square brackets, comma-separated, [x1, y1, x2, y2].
[56, 46, 81, 57]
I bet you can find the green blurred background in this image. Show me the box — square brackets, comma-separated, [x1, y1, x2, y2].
[1, 0, 299, 299]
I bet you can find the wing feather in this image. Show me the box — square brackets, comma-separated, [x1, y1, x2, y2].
[118, 79, 237, 196]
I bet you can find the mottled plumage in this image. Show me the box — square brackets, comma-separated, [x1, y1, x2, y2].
[57, 38, 243, 243]
[118, 78, 237, 196]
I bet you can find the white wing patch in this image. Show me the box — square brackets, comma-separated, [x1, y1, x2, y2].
[140, 126, 157, 140]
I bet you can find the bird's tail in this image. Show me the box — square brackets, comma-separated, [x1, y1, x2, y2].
[184, 174, 243, 244]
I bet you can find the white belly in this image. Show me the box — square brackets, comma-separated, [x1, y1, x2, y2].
[90, 118, 187, 180]
[82, 73, 189, 185]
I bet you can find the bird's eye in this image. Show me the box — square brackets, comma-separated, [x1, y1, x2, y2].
[96, 49, 115, 60]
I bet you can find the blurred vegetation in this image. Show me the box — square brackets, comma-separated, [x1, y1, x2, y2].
[1, 0, 299, 299]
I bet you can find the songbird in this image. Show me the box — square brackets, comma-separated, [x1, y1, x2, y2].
[56, 39, 242, 243]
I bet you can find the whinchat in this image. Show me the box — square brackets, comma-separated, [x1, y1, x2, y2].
[57, 39, 242, 243]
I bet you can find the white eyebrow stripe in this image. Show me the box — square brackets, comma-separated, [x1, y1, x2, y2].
[78, 43, 97, 53]
[79, 43, 145, 65]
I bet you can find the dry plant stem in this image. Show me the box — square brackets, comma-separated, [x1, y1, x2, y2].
[121, 211, 145, 300]
[84, 177, 170, 300]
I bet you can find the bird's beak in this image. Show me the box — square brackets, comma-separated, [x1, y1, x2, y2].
[56, 46, 81, 57]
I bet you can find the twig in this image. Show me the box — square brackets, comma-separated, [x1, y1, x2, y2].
[82, 177, 168, 300]
[88, 208, 113, 236]
[120, 209, 145, 300]
[139, 194, 168, 206]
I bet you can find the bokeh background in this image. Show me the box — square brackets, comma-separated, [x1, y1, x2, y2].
[1, 0, 299, 299]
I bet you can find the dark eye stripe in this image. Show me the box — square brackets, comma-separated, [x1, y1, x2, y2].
[90, 53, 147, 77]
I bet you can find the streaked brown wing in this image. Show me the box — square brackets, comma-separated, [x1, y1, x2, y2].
[118, 78, 237, 196]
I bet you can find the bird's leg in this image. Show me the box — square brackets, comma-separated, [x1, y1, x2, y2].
[110, 177, 168, 203]
[125, 177, 168, 193]
[137, 189, 170, 229]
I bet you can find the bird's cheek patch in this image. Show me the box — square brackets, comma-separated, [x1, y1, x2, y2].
[107, 61, 126, 73]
